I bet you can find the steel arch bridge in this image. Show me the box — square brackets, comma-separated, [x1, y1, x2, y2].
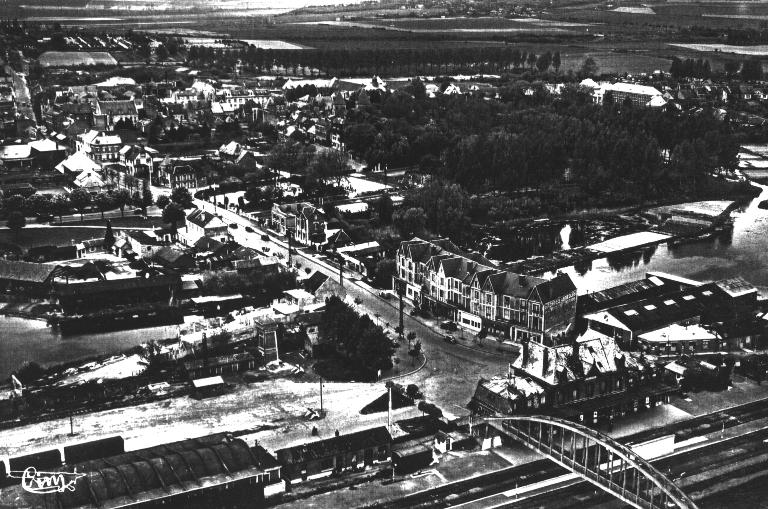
[498, 415, 698, 509]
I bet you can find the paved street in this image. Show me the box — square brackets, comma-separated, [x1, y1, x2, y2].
[196, 197, 514, 416]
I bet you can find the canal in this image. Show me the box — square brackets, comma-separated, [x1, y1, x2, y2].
[0, 317, 177, 380]
[545, 184, 768, 295]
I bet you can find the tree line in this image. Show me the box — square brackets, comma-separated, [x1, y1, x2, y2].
[187, 45, 564, 78]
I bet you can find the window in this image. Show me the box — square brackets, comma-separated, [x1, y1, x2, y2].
[682, 295, 695, 301]
[624, 309, 638, 316]
[644, 304, 656, 311]
[664, 299, 675, 306]
[702, 290, 713, 296]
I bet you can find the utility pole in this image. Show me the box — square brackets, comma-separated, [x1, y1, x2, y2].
[397, 283, 404, 339]
[287, 228, 293, 266]
[69, 413, 74, 436]
[320, 377, 324, 415]
[338, 256, 344, 287]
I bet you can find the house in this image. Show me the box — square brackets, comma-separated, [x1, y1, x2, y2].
[152, 246, 195, 271]
[469, 328, 675, 427]
[162, 163, 200, 189]
[94, 99, 139, 130]
[73, 167, 109, 193]
[271, 202, 327, 246]
[76, 130, 122, 164]
[182, 208, 229, 246]
[119, 144, 157, 180]
[55, 150, 101, 175]
[395, 237, 577, 342]
[597, 82, 665, 108]
[275, 426, 391, 482]
[304, 271, 346, 302]
[336, 241, 385, 277]
[116, 230, 170, 259]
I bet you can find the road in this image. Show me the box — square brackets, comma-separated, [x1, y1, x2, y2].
[195, 198, 514, 409]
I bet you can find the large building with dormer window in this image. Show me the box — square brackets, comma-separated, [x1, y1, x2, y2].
[394, 237, 577, 343]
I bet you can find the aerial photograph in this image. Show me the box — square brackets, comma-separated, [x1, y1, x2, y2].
[3, 0, 768, 507]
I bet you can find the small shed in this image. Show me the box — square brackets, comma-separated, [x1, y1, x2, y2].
[191, 375, 226, 398]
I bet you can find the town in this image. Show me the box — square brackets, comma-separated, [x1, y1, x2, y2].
[3, 5, 768, 509]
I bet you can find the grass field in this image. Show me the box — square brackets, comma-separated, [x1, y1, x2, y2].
[2, 226, 125, 250]
[38, 51, 117, 67]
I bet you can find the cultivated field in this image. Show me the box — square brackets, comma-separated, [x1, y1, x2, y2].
[39, 51, 117, 67]
[670, 43, 768, 56]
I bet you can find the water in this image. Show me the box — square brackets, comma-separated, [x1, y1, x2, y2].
[545, 184, 768, 295]
[0, 317, 178, 380]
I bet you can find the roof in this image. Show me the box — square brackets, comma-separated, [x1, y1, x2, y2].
[604, 82, 662, 97]
[276, 426, 391, 465]
[185, 352, 253, 371]
[187, 208, 228, 229]
[51, 433, 263, 509]
[192, 375, 225, 388]
[583, 285, 719, 334]
[153, 246, 193, 266]
[0, 260, 59, 283]
[284, 288, 315, 301]
[638, 323, 717, 343]
[55, 275, 178, 296]
[304, 271, 330, 294]
[714, 277, 757, 298]
[579, 275, 677, 313]
[73, 168, 105, 189]
[97, 99, 138, 116]
[127, 230, 166, 246]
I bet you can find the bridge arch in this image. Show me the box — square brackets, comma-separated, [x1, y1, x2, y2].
[498, 415, 698, 509]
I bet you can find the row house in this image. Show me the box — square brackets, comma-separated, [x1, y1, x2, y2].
[271, 202, 327, 247]
[395, 237, 577, 342]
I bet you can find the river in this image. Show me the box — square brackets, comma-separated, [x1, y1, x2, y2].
[0, 318, 177, 380]
[545, 184, 768, 295]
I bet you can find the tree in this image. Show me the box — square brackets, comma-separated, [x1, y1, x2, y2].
[536, 52, 552, 73]
[25, 194, 50, 217]
[50, 194, 70, 223]
[69, 188, 92, 222]
[103, 219, 115, 250]
[162, 202, 186, 231]
[170, 187, 193, 208]
[94, 192, 114, 219]
[266, 140, 315, 176]
[156, 194, 170, 209]
[742, 57, 763, 81]
[6, 211, 25, 240]
[141, 189, 153, 214]
[308, 150, 349, 187]
[4, 194, 24, 214]
[113, 189, 131, 217]
[374, 258, 396, 288]
[393, 207, 427, 238]
[156, 44, 169, 61]
[724, 60, 740, 76]
[580, 57, 599, 77]
[552, 51, 561, 73]
[373, 194, 394, 225]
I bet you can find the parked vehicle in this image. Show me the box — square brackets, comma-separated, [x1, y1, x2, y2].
[229, 223, 238, 229]
[245, 226, 254, 233]
[442, 334, 457, 344]
[440, 321, 458, 332]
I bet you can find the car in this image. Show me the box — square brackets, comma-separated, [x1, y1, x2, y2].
[261, 234, 270, 241]
[244, 226, 254, 233]
[379, 291, 393, 299]
[442, 334, 457, 344]
[440, 321, 458, 332]
[229, 223, 238, 229]
[409, 308, 419, 317]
